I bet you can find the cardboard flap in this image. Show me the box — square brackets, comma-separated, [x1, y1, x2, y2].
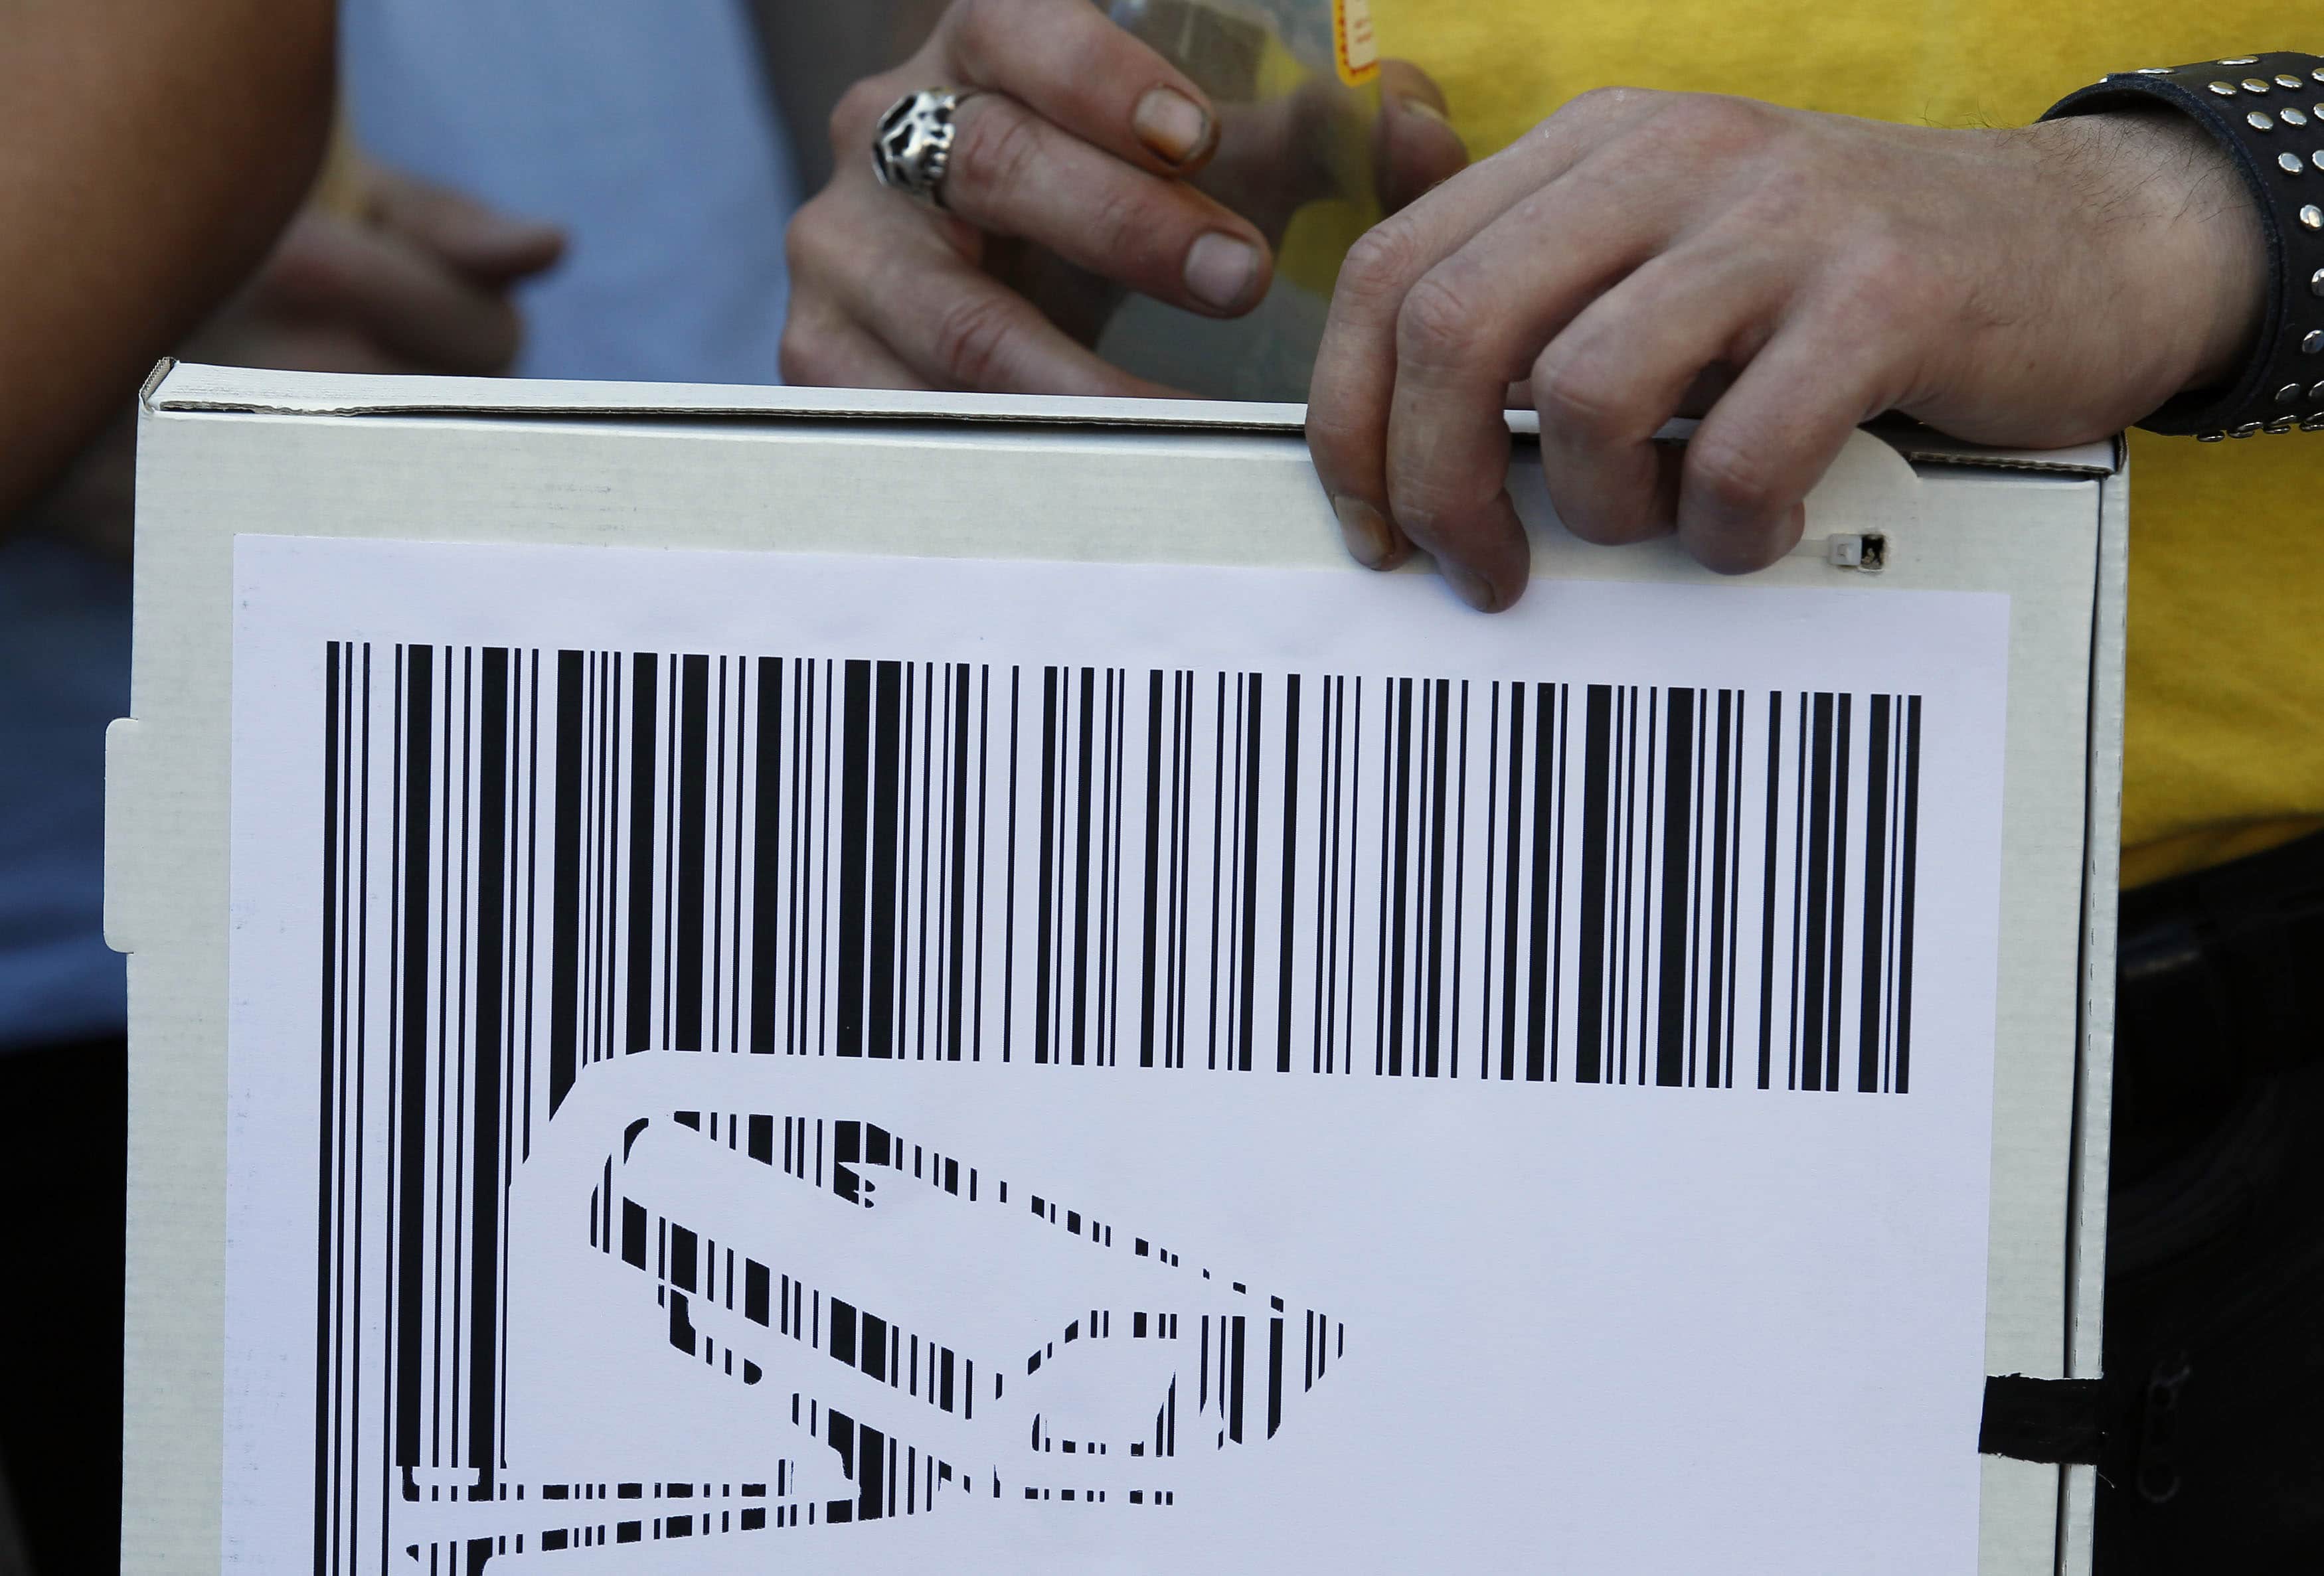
[104, 716, 149, 955]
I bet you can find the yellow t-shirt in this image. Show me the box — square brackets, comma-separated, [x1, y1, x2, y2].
[1370, 2, 2324, 887]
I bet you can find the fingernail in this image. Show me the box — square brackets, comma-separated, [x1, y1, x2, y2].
[1440, 558, 1503, 613]
[1332, 496, 1396, 569]
[1134, 86, 1214, 166]
[1399, 95, 1468, 158]
[1184, 232, 1262, 312]
[1399, 95, 1456, 133]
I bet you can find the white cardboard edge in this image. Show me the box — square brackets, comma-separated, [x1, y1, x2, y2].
[2050, 447, 2128, 1575]
[143, 360, 2125, 478]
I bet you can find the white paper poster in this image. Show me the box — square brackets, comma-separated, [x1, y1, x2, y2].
[226, 535, 2010, 1573]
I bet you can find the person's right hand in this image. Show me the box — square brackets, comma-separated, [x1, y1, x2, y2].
[781, 0, 1465, 395]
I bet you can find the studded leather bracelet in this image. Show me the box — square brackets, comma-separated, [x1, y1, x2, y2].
[2044, 52, 2324, 440]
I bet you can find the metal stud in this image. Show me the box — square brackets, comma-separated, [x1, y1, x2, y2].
[2279, 74, 2305, 89]
[2305, 329, 2324, 355]
[2252, 110, 2278, 130]
[2268, 416, 2299, 434]
[2210, 80, 2242, 96]
[2197, 430, 2228, 441]
[2220, 56, 2260, 66]
[2303, 204, 2324, 229]
[2280, 151, 2306, 173]
[2305, 414, 2324, 432]
[2232, 422, 2265, 437]
[2314, 66, 2324, 82]
[2285, 107, 2311, 126]
[2313, 150, 2324, 171]
[2279, 382, 2303, 403]
[2313, 270, 2324, 297]
[2244, 78, 2275, 93]
[2307, 380, 2324, 400]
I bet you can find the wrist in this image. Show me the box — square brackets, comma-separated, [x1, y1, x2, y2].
[2044, 109, 2266, 398]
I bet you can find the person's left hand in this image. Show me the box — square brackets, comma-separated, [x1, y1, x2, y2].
[1305, 93, 2266, 609]
[185, 156, 566, 378]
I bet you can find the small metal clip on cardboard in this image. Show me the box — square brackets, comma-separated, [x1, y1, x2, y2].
[1825, 531, 1887, 572]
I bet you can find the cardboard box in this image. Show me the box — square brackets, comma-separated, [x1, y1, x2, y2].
[110, 360, 2123, 1573]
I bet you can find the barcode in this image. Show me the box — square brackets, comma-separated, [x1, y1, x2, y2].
[309, 641, 1924, 1571]
[376, 645, 1920, 1094]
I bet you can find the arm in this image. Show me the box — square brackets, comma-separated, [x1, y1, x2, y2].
[0, 0, 336, 523]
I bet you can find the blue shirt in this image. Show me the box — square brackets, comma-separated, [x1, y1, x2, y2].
[341, 0, 801, 384]
[0, 1, 799, 1050]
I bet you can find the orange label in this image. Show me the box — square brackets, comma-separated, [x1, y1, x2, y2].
[1333, 0, 1378, 86]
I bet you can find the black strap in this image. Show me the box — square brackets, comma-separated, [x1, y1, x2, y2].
[1979, 1374, 2107, 1465]
[2043, 53, 2324, 439]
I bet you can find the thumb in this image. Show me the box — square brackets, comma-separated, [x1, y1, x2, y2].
[365, 165, 568, 287]
[1373, 60, 1468, 215]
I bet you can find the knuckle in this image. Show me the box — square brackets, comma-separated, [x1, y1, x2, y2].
[249, 236, 338, 311]
[782, 190, 872, 281]
[1395, 268, 1487, 362]
[1381, 483, 1458, 548]
[1080, 181, 1161, 275]
[1637, 93, 1772, 161]
[948, 0, 1008, 45]
[777, 321, 827, 386]
[930, 291, 1021, 388]
[1687, 435, 1780, 520]
[948, 102, 1045, 211]
[1841, 229, 1936, 307]
[1556, 84, 1656, 125]
[946, 0, 1037, 80]
[831, 76, 898, 149]
[1531, 348, 1632, 444]
[1337, 222, 1428, 313]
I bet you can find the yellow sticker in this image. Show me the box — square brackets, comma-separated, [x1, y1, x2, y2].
[1333, 0, 1378, 86]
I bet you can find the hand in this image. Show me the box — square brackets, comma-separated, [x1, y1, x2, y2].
[780, 0, 1465, 394]
[1305, 94, 2265, 609]
[22, 157, 562, 558]
[185, 157, 566, 378]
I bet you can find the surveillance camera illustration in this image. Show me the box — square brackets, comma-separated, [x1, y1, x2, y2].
[367, 1054, 1347, 1571]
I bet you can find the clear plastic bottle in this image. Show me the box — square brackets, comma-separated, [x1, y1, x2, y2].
[1101, 0, 1384, 402]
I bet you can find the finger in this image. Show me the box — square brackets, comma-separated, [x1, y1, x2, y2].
[779, 300, 929, 390]
[1530, 246, 1786, 550]
[1373, 61, 1468, 216]
[941, 92, 1272, 317]
[254, 213, 524, 374]
[365, 165, 566, 285]
[1376, 163, 1685, 608]
[1198, 82, 1346, 245]
[944, 0, 1222, 173]
[1676, 321, 1898, 574]
[1307, 87, 1665, 577]
[798, 195, 1179, 396]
